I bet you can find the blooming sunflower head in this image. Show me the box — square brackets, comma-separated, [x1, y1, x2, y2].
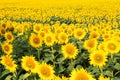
[89, 50, 108, 68]
[1, 42, 13, 55]
[104, 39, 119, 54]
[0, 55, 17, 72]
[84, 39, 97, 52]
[21, 56, 39, 73]
[89, 31, 100, 39]
[37, 62, 54, 80]
[33, 24, 43, 33]
[29, 33, 42, 48]
[66, 28, 73, 37]
[58, 32, 68, 44]
[70, 68, 95, 80]
[62, 43, 78, 59]
[74, 28, 86, 40]
[98, 75, 111, 80]
[44, 32, 55, 46]
[0, 27, 6, 36]
[5, 32, 14, 42]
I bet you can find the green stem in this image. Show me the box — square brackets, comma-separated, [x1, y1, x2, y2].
[100, 68, 103, 75]
[111, 53, 113, 62]
[110, 53, 114, 78]
[37, 48, 41, 62]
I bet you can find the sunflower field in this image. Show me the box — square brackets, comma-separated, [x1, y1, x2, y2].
[0, 0, 120, 80]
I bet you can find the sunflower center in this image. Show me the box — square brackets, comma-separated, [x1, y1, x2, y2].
[66, 46, 74, 55]
[61, 35, 67, 40]
[96, 56, 101, 61]
[1, 29, 5, 34]
[41, 67, 50, 77]
[94, 54, 103, 63]
[77, 31, 82, 36]
[4, 45, 10, 51]
[88, 41, 94, 48]
[46, 36, 52, 43]
[5, 57, 13, 67]
[18, 28, 23, 33]
[26, 59, 35, 69]
[35, 26, 40, 31]
[108, 43, 116, 50]
[7, 34, 12, 40]
[76, 73, 88, 80]
[92, 34, 97, 38]
[33, 37, 40, 44]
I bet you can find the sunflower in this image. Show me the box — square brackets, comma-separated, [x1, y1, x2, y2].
[52, 75, 61, 80]
[62, 43, 78, 59]
[17, 25, 24, 36]
[33, 24, 43, 33]
[5, 32, 14, 42]
[44, 32, 55, 46]
[39, 31, 45, 38]
[84, 39, 97, 52]
[1, 42, 13, 55]
[89, 50, 107, 68]
[37, 62, 54, 80]
[104, 39, 119, 54]
[89, 31, 100, 39]
[0, 27, 6, 36]
[21, 56, 39, 73]
[0, 55, 17, 72]
[98, 75, 110, 80]
[61, 76, 69, 80]
[58, 32, 68, 44]
[74, 28, 86, 40]
[55, 27, 63, 34]
[66, 28, 73, 36]
[70, 68, 95, 80]
[102, 34, 111, 41]
[98, 42, 107, 53]
[29, 33, 42, 48]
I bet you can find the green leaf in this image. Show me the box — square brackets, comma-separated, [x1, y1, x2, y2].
[76, 65, 82, 69]
[19, 73, 31, 80]
[104, 71, 113, 77]
[0, 70, 10, 79]
[114, 63, 120, 70]
[112, 77, 120, 80]
[5, 75, 12, 80]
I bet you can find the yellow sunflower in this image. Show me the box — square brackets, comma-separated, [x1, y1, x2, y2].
[104, 39, 119, 54]
[70, 68, 95, 80]
[17, 25, 24, 36]
[84, 39, 97, 52]
[62, 43, 78, 59]
[89, 50, 107, 68]
[5, 32, 14, 42]
[102, 34, 111, 41]
[0, 55, 17, 72]
[61, 76, 69, 80]
[39, 31, 45, 38]
[37, 62, 54, 80]
[98, 42, 107, 53]
[58, 32, 68, 44]
[0, 27, 6, 36]
[1, 42, 13, 55]
[21, 56, 39, 73]
[89, 31, 100, 39]
[74, 28, 86, 40]
[33, 24, 43, 33]
[66, 28, 73, 36]
[44, 32, 55, 46]
[29, 33, 42, 48]
[98, 75, 110, 80]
